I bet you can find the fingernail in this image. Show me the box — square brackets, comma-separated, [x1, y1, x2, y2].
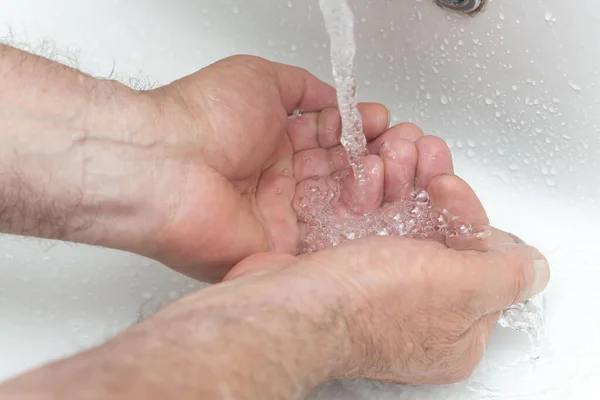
[530, 254, 550, 298]
[383, 105, 391, 128]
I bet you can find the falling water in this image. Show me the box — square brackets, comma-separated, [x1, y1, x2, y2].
[314, 0, 542, 339]
[319, 0, 367, 184]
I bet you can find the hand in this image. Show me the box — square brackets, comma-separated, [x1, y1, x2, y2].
[226, 174, 551, 385]
[0, 45, 454, 281]
[143, 55, 461, 280]
[139, 56, 398, 281]
[0, 176, 549, 398]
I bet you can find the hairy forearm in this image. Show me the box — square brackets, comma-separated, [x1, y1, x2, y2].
[0, 44, 159, 249]
[0, 270, 352, 399]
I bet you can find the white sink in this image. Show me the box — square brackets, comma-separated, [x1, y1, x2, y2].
[1, 0, 599, 398]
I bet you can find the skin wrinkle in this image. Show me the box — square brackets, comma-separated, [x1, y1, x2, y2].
[0, 39, 552, 397]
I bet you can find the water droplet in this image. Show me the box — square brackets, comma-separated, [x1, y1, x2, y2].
[568, 80, 582, 91]
[446, 230, 458, 238]
[471, 225, 492, 239]
[440, 94, 449, 105]
[414, 191, 429, 204]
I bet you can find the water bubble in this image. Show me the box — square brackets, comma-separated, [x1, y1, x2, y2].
[470, 225, 492, 239]
[452, 218, 472, 234]
[430, 210, 447, 227]
[446, 230, 459, 238]
[414, 190, 429, 203]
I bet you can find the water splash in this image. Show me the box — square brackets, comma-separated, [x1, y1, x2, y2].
[314, 0, 543, 340]
[297, 180, 491, 254]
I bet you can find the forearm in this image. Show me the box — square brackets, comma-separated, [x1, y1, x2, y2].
[0, 44, 158, 250]
[0, 270, 351, 399]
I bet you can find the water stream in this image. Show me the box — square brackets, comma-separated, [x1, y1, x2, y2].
[316, 0, 542, 338]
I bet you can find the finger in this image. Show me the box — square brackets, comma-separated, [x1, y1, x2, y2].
[427, 175, 515, 251]
[293, 177, 337, 223]
[415, 136, 454, 190]
[461, 244, 550, 316]
[270, 61, 338, 113]
[256, 138, 299, 254]
[338, 155, 384, 215]
[289, 103, 389, 153]
[293, 146, 347, 182]
[288, 112, 320, 152]
[367, 123, 424, 152]
[317, 103, 389, 148]
[380, 139, 418, 202]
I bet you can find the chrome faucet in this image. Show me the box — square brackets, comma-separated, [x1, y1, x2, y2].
[434, 0, 485, 14]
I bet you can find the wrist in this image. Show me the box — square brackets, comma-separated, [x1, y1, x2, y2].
[1, 269, 356, 399]
[205, 271, 354, 395]
[0, 43, 161, 249]
[176, 270, 356, 397]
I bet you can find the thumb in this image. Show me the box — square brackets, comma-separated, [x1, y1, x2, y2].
[224, 252, 297, 282]
[465, 243, 550, 317]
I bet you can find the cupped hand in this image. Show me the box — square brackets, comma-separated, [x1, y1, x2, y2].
[143, 55, 398, 281]
[225, 174, 550, 384]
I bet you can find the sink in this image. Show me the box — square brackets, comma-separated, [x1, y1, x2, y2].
[1, 0, 599, 398]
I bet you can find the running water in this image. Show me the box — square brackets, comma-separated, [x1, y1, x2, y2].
[319, 0, 367, 184]
[312, 0, 542, 339]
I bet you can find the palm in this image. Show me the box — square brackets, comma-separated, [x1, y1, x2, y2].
[150, 56, 452, 282]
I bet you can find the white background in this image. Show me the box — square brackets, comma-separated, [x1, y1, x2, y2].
[1, 0, 599, 398]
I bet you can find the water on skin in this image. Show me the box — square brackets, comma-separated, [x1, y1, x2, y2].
[313, 0, 542, 339]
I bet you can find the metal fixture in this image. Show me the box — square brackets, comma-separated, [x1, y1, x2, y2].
[434, 0, 484, 14]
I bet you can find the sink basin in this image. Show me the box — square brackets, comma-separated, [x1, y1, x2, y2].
[1, 0, 599, 398]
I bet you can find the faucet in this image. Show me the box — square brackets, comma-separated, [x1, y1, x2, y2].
[434, 0, 485, 14]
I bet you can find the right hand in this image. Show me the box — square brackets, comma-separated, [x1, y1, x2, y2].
[226, 174, 550, 384]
